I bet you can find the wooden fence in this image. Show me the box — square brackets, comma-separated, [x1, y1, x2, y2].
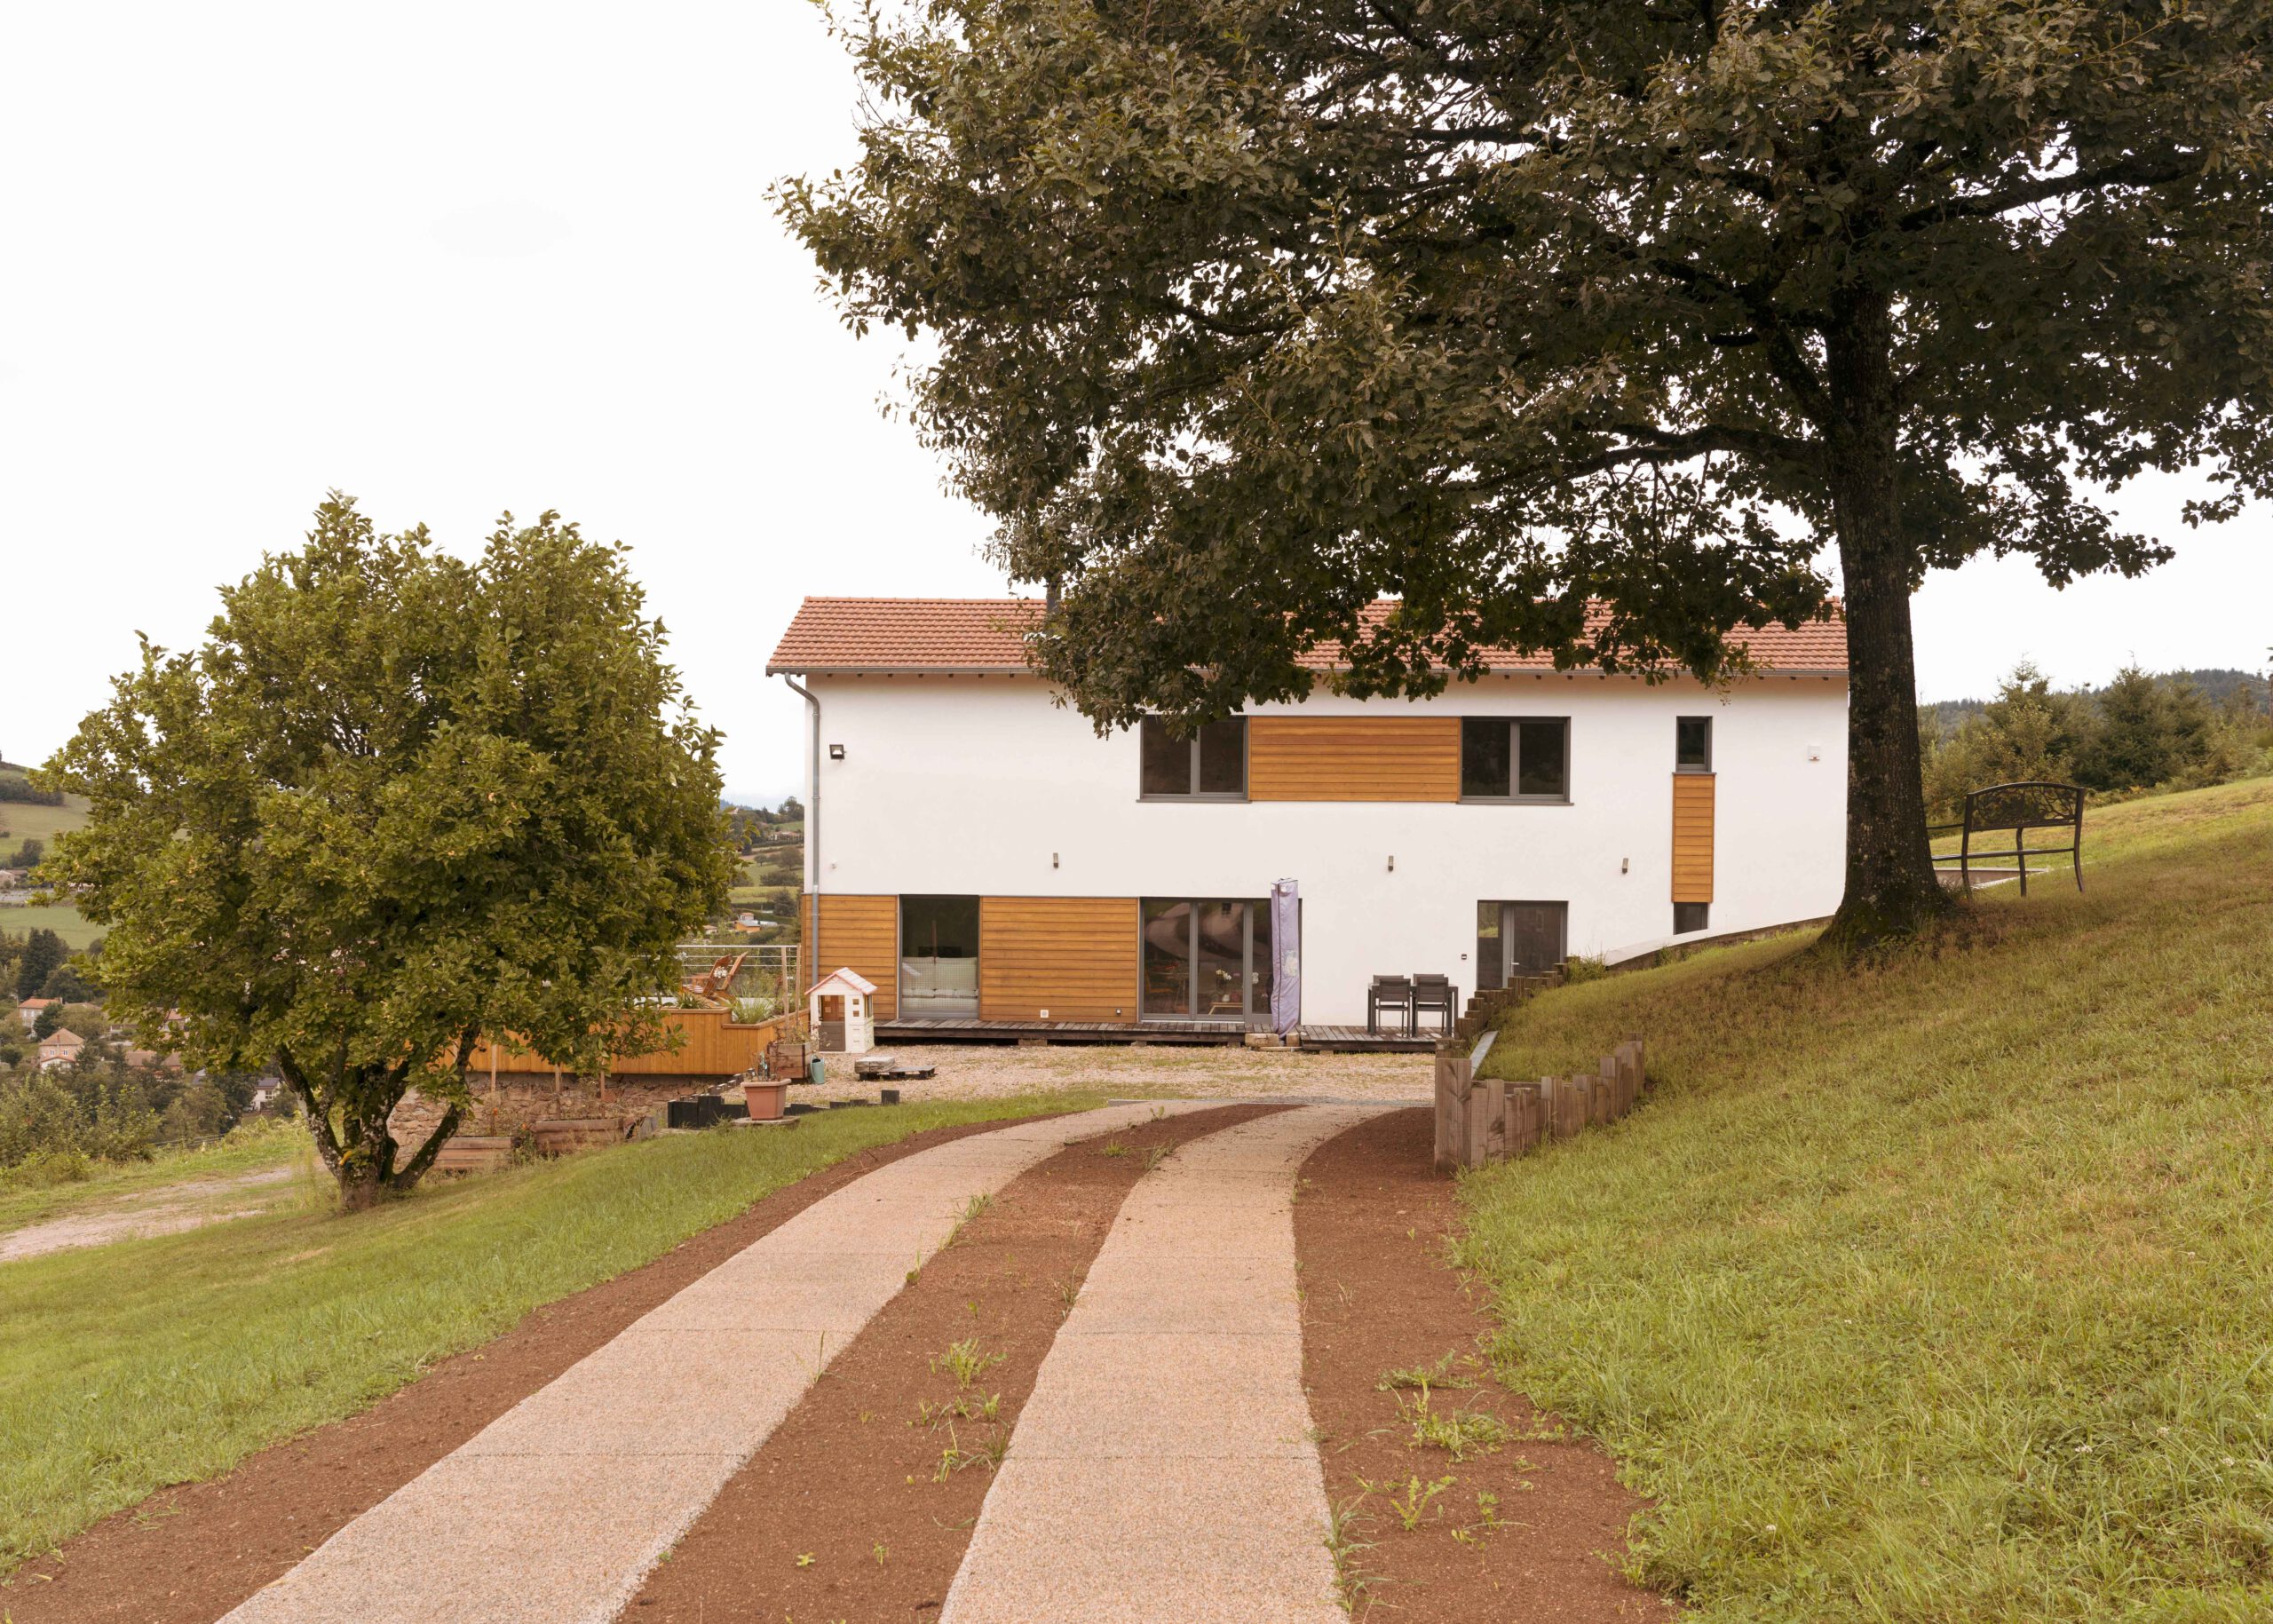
[1433, 1028, 1647, 1174]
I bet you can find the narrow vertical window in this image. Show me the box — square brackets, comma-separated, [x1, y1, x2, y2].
[1676, 716, 1713, 772]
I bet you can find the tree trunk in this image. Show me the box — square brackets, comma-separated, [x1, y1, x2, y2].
[1820, 299, 1958, 953]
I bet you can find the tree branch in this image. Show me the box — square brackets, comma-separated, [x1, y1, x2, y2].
[1897, 150, 2205, 231]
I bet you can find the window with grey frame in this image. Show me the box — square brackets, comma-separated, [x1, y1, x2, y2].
[1675, 716, 1713, 772]
[1138, 716, 1247, 799]
[1460, 717, 1570, 801]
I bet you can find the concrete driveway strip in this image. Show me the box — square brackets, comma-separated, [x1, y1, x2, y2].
[942, 1103, 1391, 1624]
[222, 1102, 1214, 1624]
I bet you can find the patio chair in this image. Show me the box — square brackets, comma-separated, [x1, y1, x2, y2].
[1366, 975, 1414, 1035]
[1410, 974, 1458, 1036]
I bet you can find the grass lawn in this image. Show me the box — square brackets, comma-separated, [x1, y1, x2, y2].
[0, 903, 101, 948]
[0, 1120, 312, 1238]
[1468, 776, 2273, 1622]
[0, 1092, 1094, 1572]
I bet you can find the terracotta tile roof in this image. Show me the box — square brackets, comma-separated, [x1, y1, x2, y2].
[766, 597, 1846, 676]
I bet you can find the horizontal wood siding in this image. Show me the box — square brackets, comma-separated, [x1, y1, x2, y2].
[1247, 716, 1461, 802]
[814, 893, 899, 1019]
[1671, 773, 1715, 903]
[978, 896, 1138, 1024]
[471, 1008, 788, 1079]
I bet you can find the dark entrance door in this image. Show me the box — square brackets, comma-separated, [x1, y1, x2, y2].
[1477, 900, 1567, 988]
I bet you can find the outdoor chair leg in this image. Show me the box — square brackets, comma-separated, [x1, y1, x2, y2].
[2016, 828, 2028, 897]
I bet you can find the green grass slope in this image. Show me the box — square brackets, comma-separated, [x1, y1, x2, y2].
[1469, 777, 2273, 1623]
[0, 1093, 1093, 1572]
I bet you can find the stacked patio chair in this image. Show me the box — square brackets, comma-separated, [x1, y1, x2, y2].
[1366, 975, 1414, 1035]
[1409, 974, 1458, 1036]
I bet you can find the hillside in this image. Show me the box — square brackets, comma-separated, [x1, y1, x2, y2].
[0, 768, 91, 851]
[1470, 776, 2273, 1621]
[0, 767, 96, 946]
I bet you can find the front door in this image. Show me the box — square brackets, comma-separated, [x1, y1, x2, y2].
[1477, 900, 1566, 988]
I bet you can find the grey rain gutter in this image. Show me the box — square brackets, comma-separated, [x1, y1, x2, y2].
[780, 672, 820, 908]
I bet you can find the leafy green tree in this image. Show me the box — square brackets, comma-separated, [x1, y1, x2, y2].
[41, 496, 735, 1208]
[32, 1002, 64, 1040]
[15, 927, 66, 1001]
[1921, 662, 2091, 819]
[38, 963, 99, 1004]
[784, 0, 2273, 948]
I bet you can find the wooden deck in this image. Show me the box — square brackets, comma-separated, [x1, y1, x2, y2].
[874, 1016, 1437, 1054]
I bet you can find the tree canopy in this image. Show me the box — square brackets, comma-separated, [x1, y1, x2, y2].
[784, 0, 2272, 946]
[42, 497, 733, 1205]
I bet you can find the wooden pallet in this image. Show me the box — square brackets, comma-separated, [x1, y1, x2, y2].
[531, 1117, 619, 1154]
[433, 1136, 512, 1174]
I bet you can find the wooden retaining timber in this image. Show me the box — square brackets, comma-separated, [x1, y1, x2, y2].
[1434, 1029, 1646, 1174]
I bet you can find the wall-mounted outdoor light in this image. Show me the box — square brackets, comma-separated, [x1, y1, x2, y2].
[828, 743, 845, 760]
[1621, 857, 1629, 874]
[1052, 852, 1060, 869]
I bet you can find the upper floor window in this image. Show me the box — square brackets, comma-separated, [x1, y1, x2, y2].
[1139, 716, 1247, 798]
[1460, 717, 1569, 802]
[1675, 716, 1713, 772]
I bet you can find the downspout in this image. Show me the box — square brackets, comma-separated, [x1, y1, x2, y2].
[781, 673, 820, 993]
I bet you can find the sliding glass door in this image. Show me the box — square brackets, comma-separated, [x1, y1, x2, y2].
[1141, 898, 1271, 1019]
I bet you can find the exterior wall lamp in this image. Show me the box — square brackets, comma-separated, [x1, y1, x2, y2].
[828, 743, 845, 760]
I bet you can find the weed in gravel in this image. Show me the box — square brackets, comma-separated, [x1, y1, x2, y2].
[873, 1541, 888, 1567]
[1451, 1487, 1517, 1547]
[1143, 1144, 1173, 1173]
[1381, 1473, 1457, 1532]
[915, 1392, 1001, 1428]
[1056, 1276, 1081, 1314]
[933, 1337, 1004, 1390]
[1400, 1394, 1511, 1462]
[931, 1423, 1008, 1481]
[1324, 1493, 1380, 1613]
[1376, 1353, 1477, 1393]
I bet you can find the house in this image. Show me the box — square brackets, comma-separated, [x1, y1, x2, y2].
[37, 1027, 85, 1069]
[765, 597, 1848, 1032]
[14, 996, 57, 1026]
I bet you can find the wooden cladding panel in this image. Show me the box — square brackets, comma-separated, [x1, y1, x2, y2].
[471, 1008, 788, 1080]
[1247, 716, 1461, 803]
[978, 897, 1139, 1024]
[1671, 773, 1715, 903]
[813, 893, 899, 1019]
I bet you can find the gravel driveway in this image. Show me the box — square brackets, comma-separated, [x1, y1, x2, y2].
[794, 1042, 1430, 1107]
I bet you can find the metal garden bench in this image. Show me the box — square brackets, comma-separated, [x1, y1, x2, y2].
[1929, 780, 2085, 896]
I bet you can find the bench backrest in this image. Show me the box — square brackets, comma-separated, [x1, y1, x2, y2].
[1964, 780, 2083, 835]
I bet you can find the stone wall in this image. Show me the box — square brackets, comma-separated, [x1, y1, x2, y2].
[388, 1075, 723, 1147]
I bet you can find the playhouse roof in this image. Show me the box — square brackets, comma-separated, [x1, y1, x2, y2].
[811, 967, 878, 997]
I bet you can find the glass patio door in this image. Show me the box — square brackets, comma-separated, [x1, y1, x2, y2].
[900, 896, 979, 1016]
[1141, 898, 1271, 1019]
[1477, 900, 1566, 987]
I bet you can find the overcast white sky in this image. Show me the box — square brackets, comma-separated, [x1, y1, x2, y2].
[3, 5, 2264, 805]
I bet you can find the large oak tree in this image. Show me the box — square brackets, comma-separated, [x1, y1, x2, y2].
[42, 498, 733, 1207]
[783, 0, 2272, 947]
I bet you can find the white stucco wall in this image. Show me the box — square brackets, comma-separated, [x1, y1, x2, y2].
[798, 673, 1848, 1026]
